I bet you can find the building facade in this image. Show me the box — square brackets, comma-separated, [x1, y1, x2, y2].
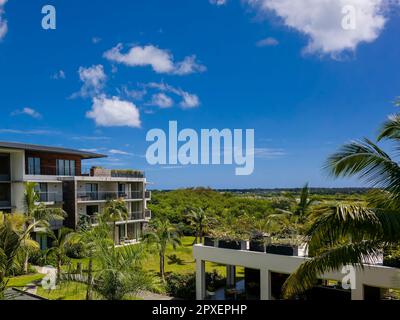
[0, 141, 151, 248]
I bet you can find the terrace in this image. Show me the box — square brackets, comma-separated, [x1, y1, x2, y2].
[194, 237, 400, 301]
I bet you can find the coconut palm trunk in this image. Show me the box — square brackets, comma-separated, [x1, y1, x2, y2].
[159, 252, 165, 281]
[86, 257, 93, 300]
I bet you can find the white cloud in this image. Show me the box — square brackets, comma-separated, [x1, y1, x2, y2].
[174, 55, 207, 75]
[149, 93, 174, 109]
[86, 96, 141, 128]
[0, 129, 57, 135]
[74, 65, 107, 98]
[256, 37, 279, 47]
[179, 91, 201, 109]
[92, 37, 102, 44]
[11, 107, 42, 119]
[52, 70, 66, 80]
[0, 0, 8, 41]
[145, 82, 201, 109]
[210, 0, 227, 6]
[104, 44, 206, 75]
[246, 0, 396, 57]
[109, 149, 133, 156]
[253, 147, 286, 159]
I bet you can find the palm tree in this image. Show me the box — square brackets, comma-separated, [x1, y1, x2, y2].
[267, 183, 315, 236]
[189, 208, 208, 244]
[47, 228, 75, 284]
[0, 213, 40, 298]
[103, 199, 129, 244]
[144, 218, 181, 281]
[92, 242, 157, 300]
[70, 222, 111, 300]
[22, 182, 65, 273]
[283, 111, 400, 298]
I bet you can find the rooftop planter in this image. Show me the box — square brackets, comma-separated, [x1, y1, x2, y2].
[383, 246, 400, 268]
[249, 231, 270, 253]
[204, 236, 216, 247]
[266, 244, 299, 256]
[111, 169, 145, 178]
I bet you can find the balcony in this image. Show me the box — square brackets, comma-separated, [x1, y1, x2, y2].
[77, 191, 144, 202]
[129, 211, 144, 221]
[145, 210, 152, 220]
[90, 167, 145, 179]
[145, 191, 151, 200]
[36, 192, 63, 204]
[77, 191, 118, 202]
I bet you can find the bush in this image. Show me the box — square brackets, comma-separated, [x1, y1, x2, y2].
[165, 271, 224, 299]
[384, 246, 400, 268]
[165, 273, 196, 299]
[65, 242, 87, 259]
[29, 250, 56, 267]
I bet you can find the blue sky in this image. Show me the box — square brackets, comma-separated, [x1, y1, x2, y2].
[0, 0, 400, 189]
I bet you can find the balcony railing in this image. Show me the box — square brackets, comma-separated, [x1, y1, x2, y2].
[77, 191, 118, 202]
[145, 210, 152, 220]
[37, 192, 63, 203]
[80, 212, 145, 226]
[130, 211, 144, 220]
[145, 191, 151, 200]
[78, 191, 144, 202]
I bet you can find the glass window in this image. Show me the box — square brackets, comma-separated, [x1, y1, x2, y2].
[56, 159, 76, 176]
[70, 160, 76, 176]
[28, 157, 40, 175]
[57, 159, 64, 176]
[65, 160, 71, 176]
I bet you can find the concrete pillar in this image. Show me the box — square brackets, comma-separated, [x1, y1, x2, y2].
[351, 281, 364, 300]
[260, 269, 271, 300]
[196, 260, 206, 300]
[226, 265, 236, 288]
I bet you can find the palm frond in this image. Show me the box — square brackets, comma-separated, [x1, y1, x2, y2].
[283, 240, 383, 299]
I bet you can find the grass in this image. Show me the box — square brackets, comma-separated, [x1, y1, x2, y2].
[6, 273, 44, 288]
[37, 282, 88, 300]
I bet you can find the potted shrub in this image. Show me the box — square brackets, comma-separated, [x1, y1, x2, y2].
[204, 236, 216, 247]
[266, 237, 300, 256]
[249, 231, 268, 253]
[383, 246, 400, 268]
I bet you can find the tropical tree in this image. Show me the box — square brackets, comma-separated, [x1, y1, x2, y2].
[22, 182, 65, 273]
[92, 242, 157, 300]
[267, 183, 315, 236]
[144, 218, 181, 281]
[70, 222, 111, 300]
[46, 228, 75, 284]
[283, 111, 400, 298]
[0, 213, 40, 298]
[103, 199, 129, 244]
[189, 208, 208, 244]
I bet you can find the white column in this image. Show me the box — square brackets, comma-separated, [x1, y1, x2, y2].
[196, 260, 206, 300]
[351, 281, 364, 300]
[260, 269, 271, 300]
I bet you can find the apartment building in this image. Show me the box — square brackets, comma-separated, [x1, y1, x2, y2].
[0, 141, 151, 248]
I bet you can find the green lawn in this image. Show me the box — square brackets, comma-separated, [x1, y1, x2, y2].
[6, 274, 44, 288]
[37, 281, 88, 300]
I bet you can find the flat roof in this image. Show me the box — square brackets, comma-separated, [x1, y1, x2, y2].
[0, 141, 107, 159]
